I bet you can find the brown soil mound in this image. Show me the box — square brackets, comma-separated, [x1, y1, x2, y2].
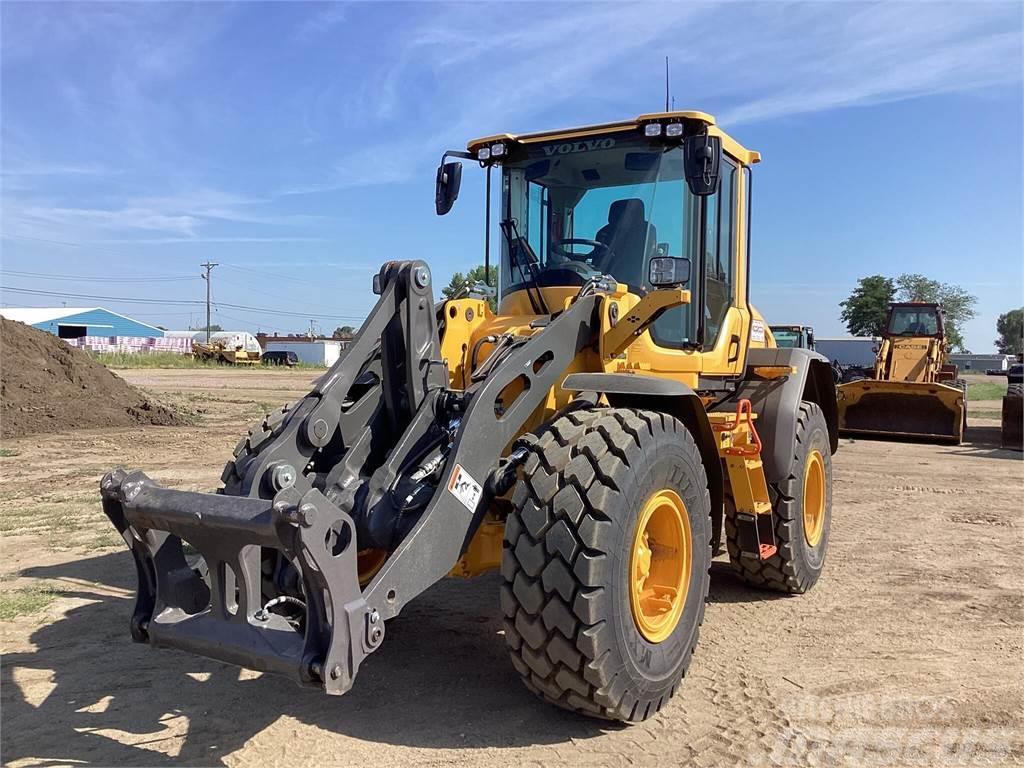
[1, 317, 185, 438]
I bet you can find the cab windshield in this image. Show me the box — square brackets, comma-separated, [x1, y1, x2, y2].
[888, 306, 940, 336]
[499, 134, 698, 298]
[772, 329, 801, 348]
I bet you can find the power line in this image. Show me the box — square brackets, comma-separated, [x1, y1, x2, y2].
[221, 262, 329, 288]
[1, 285, 366, 320]
[1, 269, 198, 283]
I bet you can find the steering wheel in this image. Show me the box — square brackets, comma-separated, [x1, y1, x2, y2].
[550, 238, 612, 266]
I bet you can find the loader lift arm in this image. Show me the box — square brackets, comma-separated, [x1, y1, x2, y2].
[101, 260, 598, 694]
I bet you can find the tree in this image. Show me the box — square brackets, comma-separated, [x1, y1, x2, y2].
[839, 275, 895, 337]
[196, 323, 222, 332]
[441, 264, 498, 311]
[995, 308, 1024, 355]
[894, 273, 977, 352]
[333, 325, 356, 339]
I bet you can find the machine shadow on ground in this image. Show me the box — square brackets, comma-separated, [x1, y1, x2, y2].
[3, 547, 779, 765]
[841, 425, 1021, 461]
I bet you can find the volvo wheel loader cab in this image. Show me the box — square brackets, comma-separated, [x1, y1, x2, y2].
[837, 302, 966, 443]
[100, 111, 839, 723]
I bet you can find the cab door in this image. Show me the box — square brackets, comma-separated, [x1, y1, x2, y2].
[699, 155, 752, 377]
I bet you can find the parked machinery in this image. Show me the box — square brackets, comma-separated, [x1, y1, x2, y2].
[101, 111, 838, 722]
[838, 302, 966, 443]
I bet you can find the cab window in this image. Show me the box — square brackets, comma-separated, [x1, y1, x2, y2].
[704, 157, 736, 347]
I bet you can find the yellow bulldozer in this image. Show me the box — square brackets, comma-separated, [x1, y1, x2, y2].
[100, 110, 839, 722]
[837, 302, 966, 443]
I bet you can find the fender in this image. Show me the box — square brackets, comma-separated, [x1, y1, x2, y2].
[561, 372, 725, 549]
[713, 348, 839, 484]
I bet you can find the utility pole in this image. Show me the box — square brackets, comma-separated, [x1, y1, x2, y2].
[200, 262, 218, 343]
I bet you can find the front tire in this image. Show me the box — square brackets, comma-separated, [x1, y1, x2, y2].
[500, 408, 711, 722]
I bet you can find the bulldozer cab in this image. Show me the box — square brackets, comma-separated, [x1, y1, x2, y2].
[877, 302, 950, 383]
[460, 112, 765, 382]
[838, 301, 965, 443]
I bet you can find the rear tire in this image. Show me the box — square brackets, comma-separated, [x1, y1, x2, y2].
[725, 401, 832, 593]
[501, 407, 711, 722]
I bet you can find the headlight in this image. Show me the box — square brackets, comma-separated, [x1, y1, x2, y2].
[644, 123, 662, 137]
[477, 147, 491, 160]
[665, 123, 683, 138]
[490, 143, 506, 157]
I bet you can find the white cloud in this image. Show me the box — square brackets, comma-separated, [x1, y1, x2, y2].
[289, 1, 1021, 192]
[291, 3, 347, 44]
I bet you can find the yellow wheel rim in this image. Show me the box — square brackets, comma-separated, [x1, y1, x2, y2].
[629, 489, 690, 643]
[803, 450, 826, 547]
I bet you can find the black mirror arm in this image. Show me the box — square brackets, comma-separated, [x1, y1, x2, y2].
[440, 150, 475, 164]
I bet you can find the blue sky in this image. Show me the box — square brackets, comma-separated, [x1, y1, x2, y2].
[1, 1, 1021, 350]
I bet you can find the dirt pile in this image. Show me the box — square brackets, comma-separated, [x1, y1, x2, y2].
[1, 318, 185, 438]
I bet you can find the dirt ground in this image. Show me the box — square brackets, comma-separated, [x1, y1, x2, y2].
[1, 368, 1021, 767]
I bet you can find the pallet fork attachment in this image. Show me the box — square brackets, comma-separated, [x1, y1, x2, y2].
[101, 260, 598, 695]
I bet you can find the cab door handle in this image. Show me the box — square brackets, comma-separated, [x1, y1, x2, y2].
[727, 334, 741, 364]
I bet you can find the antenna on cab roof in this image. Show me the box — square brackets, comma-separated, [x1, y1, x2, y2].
[664, 56, 670, 112]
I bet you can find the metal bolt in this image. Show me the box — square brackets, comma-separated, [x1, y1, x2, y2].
[414, 266, 430, 288]
[330, 664, 342, 680]
[371, 628, 382, 643]
[369, 610, 379, 625]
[312, 419, 329, 441]
[298, 503, 317, 527]
[271, 464, 297, 491]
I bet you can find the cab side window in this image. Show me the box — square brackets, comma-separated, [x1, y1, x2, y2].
[704, 158, 737, 346]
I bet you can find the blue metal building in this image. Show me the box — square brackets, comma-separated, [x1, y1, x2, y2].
[0, 307, 165, 339]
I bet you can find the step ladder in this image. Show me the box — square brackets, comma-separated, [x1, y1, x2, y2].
[709, 400, 777, 560]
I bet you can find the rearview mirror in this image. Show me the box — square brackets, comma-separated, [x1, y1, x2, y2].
[683, 134, 721, 197]
[435, 161, 462, 215]
[648, 256, 691, 287]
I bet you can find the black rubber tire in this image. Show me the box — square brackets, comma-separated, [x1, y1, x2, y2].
[1008, 383, 1023, 399]
[500, 407, 711, 722]
[725, 401, 832, 594]
[219, 404, 293, 495]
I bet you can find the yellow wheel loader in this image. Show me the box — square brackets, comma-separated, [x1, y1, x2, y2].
[837, 302, 966, 444]
[100, 111, 838, 722]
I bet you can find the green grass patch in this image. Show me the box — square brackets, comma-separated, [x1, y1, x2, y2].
[0, 447, 21, 457]
[970, 409, 1004, 420]
[91, 351, 219, 368]
[968, 379, 1009, 401]
[0, 585, 61, 620]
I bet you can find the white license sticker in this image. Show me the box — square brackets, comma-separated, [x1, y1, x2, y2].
[751, 319, 765, 344]
[447, 463, 483, 513]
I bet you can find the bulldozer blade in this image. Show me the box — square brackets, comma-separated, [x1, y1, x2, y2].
[837, 380, 965, 444]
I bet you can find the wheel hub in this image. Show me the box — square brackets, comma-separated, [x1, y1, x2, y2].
[802, 449, 826, 547]
[629, 489, 691, 643]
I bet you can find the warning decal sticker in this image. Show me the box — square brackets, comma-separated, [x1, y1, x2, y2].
[447, 463, 483, 513]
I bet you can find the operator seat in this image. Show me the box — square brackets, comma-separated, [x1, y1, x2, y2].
[595, 199, 656, 288]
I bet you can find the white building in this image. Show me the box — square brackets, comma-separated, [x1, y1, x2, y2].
[265, 339, 344, 366]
